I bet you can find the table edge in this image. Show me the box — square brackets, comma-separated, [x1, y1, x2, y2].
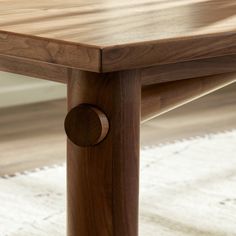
[1, 30, 236, 73]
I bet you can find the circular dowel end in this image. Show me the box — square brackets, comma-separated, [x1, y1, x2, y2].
[65, 104, 109, 147]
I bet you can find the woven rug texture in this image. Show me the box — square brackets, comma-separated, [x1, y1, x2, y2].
[1, 131, 236, 236]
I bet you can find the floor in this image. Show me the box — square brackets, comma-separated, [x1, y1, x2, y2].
[1, 130, 236, 236]
[0, 83, 235, 176]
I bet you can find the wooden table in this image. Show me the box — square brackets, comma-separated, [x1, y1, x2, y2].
[0, 1, 236, 235]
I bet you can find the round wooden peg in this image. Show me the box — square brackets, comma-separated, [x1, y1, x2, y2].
[65, 104, 109, 147]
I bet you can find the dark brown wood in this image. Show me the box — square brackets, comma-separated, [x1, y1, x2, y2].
[2, 84, 236, 176]
[1, 1, 236, 72]
[141, 55, 236, 86]
[0, 54, 69, 83]
[67, 70, 141, 236]
[102, 33, 236, 72]
[2, 53, 236, 86]
[0, 32, 101, 72]
[141, 73, 236, 122]
[1, 2, 236, 235]
[65, 104, 109, 147]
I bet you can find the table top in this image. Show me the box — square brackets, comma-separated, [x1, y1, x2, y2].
[1, 0, 236, 72]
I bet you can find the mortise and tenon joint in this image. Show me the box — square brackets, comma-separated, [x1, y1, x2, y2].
[64, 104, 109, 147]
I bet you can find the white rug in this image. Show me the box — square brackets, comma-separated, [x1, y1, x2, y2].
[1, 131, 236, 236]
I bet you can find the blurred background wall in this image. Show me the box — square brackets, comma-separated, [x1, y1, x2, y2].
[0, 72, 66, 108]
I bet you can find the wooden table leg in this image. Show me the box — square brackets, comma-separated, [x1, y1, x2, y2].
[65, 70, 141, 236]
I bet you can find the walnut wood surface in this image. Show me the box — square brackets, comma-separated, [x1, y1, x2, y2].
[67, 70, 141, 236]
[141, 73, 236, 122]
[141, 55, 236, 86]
[1, 85, 236, 176]
[0, 0, 236, 72]
[0, 54, 69, 83]
[0, 32, 101, 72]
[2, 53, 236, 86]
[65, 104, 109, 146]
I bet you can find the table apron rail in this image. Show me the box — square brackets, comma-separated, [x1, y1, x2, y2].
[1, 54, 236, 86]
[0, 54, 236, 124]
[141, 73, 236, 123]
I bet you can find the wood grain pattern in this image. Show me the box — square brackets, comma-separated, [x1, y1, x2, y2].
[0, 54, 69, 83]
[0, 0, 236, 71]
[65, 104, 109, 147]
[67, 70, 141, 236]
[102, 32, 236, 72]
[1, 83, 236, 176]
[141, 73, 236, 122]
[2, 53, 236, 85]
[141, 54, 236, 86]
[0, 32, 101, 72]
